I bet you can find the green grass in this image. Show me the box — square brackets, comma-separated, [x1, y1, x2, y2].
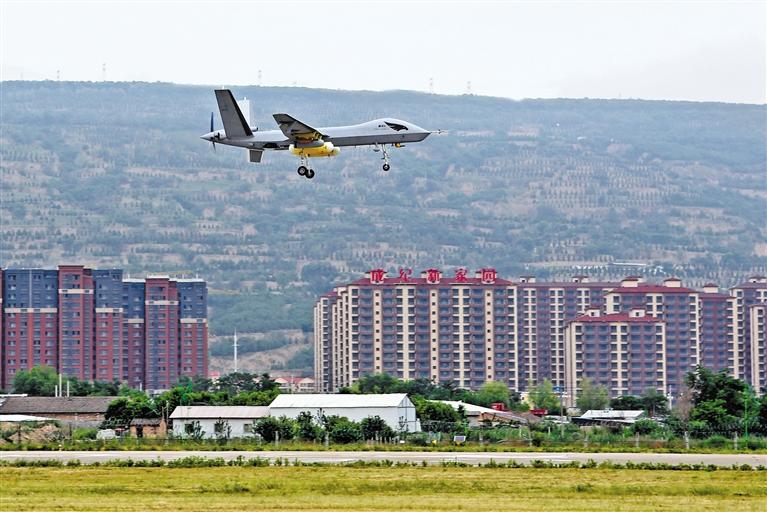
[2, 466, 766, 511]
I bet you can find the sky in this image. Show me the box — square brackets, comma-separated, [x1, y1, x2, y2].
[1, 0, 765, 103]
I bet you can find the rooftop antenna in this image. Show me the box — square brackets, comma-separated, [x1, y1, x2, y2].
[102, 62, 107, 82]
[233, 329, 238, 373]
[466, 81, 472, 95]
[258, 69, 262, 86]
[56, 70, 60, 81]
[429, 77, 434, 94]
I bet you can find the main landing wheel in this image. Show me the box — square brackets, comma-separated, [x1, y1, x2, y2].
[382, 163, 391, 171]
[306, 168, 315, 179]
[297, 165, 308, 176]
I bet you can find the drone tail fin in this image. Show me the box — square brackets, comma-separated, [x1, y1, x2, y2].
[214, 89, 253, 138]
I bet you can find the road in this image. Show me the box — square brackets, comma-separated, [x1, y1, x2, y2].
[1, 450, 765, 467]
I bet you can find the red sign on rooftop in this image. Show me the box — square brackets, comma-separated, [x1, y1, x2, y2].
[425, 268, 442, 284]
[399, 268, 413, 282]
[479, 268, 497, 284]
[369, 269, 386, 284]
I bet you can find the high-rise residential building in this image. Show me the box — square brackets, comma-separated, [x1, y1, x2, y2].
[315, 269, 766, 398]
[749, 303, 766, 394]
[605, 277, 702, 395]
[315, 268, 519, 392]
[730, 276, 767, 385]
[515, 276, 618, 393]
[565, 308, 666, 404]
[1, 266, 208, 391]
[698, 283, 736, 376]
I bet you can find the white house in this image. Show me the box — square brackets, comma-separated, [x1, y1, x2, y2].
[269, 393, 421, 432]
[169, 406, 269, 439]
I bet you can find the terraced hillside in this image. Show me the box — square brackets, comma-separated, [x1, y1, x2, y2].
[1, 82, 765, 337]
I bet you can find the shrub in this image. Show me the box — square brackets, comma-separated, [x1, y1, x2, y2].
[73, 428, 99, 441]
[631, 419, 660, 436]
[700, 435, 729, 449]
[328, 418, 362, 444]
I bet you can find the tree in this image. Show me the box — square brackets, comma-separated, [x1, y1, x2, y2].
[12, 366, 57, 396]
[631, 418, 660, 436]
[471, 381, 510, 408]
[177, 375, 213, 392]
[360, 415, 394, 440]
[103, 395, 157, 427]
[413, 398, 461, 432]
[576, 378, 609, 412]
[353, 373, 400, 394]
[640, 388, 669, 417]
[296, 411, 323, 441]
[328, 417, 362, 444]
[213, 418, 232, 442]
[683, 366, 751, 433]
[527, 380, 560, 411]
[183, 420, 204, 441]
[254, 417, 281, 442]
[610, 395, 643, 411]
[685, 366, 745, 418]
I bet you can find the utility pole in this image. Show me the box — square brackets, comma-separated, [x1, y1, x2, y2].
[233, 329, 238, 374]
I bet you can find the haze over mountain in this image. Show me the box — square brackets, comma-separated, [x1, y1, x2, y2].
[1, 82, 765, 337]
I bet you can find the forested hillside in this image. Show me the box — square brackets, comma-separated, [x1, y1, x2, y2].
[1, 82, 765, 336]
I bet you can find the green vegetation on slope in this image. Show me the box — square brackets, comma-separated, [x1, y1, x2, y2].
[1, 82, 765, 336]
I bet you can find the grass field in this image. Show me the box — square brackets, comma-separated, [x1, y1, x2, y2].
[2, 466, 766, 511]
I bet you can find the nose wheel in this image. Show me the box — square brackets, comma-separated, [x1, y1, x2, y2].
[376, 144, 392, 171]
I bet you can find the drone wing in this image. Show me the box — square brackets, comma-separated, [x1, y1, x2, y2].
[273, 113, 326, 141]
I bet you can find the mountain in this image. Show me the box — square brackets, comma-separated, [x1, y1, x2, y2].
[1, 81, 765, 335]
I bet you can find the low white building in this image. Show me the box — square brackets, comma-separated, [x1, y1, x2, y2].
[573, 409, 646, 426]
[169, 406, 269, 439]
[269, 393, 420, 432]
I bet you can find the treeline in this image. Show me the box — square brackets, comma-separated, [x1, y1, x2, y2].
[104, 373, 281, 427]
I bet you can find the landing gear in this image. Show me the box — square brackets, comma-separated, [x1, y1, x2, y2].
[296, 156, 315, 179]
[376, 144, 392, 171]
[297, 166, 315, 179]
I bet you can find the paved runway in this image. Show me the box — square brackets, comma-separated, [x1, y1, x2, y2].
[1, 450, 765, 467]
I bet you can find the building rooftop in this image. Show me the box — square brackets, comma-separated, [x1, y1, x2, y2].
[608, 284, 694, 294]
[348, 277, 514, 287]
[571, 313, 660, 323]
[579, 409, 645, 420]
[169, 406, 270, 420]
[270, 393, 411, 408]
[130, 418, 164, 426]
[0, 396, 118, 415]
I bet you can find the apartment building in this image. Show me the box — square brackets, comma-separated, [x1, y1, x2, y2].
[315, 269, 766, 397]
[1, 266, 208, 391]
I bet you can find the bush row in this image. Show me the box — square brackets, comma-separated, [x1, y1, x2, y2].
[0, 455, 763, 471]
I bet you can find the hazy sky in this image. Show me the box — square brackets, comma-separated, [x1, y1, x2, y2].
[2, 0, 765, 103]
